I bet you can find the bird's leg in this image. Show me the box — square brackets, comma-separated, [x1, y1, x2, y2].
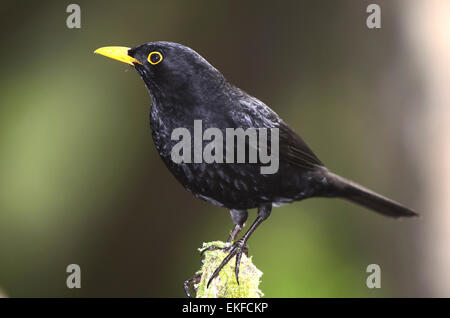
[207, 204, 272, 287]
[183, 273, 201, 298]
[227, 224, 244, 243]
[200, 209, 248, 255]
[190, 210, 248, 297]
[228, 209, 248, 242]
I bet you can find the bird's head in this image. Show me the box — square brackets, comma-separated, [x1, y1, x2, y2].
[94, 41, 224, 103]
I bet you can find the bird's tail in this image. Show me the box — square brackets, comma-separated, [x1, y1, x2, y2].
[323, 170, 418, 218]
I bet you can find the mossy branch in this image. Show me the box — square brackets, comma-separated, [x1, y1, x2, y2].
[192, 241, 263, 298]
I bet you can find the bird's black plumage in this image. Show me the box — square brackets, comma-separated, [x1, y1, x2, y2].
[95, 41, 418, 295]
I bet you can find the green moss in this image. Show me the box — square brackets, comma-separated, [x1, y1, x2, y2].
[195, 241, 263, 298]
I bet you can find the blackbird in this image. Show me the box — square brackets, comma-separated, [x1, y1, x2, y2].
[94, 42, 418, 292]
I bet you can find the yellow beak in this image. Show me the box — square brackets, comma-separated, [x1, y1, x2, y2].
[94, 46, 142, 65]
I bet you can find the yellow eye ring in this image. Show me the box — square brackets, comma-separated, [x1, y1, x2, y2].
[148, 51, 163, 65]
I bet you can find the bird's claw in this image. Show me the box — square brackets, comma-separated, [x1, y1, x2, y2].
[184, 273, 201, 298]
[206, 238, 248, 288]
[200, 243, 229, 256]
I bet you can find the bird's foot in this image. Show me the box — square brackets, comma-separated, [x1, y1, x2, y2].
[206, 238, 248, 288]
[183, 273, 201, 298]
[200, 242, 231, 255]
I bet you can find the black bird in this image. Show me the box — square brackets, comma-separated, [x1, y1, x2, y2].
[94, 42, 418, 291]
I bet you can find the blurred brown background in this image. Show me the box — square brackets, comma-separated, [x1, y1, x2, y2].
[0, 0, 449, 297]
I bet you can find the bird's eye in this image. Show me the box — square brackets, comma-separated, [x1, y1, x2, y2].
[148, 51, 163, 65]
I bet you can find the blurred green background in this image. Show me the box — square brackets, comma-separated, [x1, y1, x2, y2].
[1, 0, 448, 297]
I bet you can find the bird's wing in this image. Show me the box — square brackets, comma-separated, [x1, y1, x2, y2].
[229, 91, 323, 170]
[278, 121, 324, 169]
